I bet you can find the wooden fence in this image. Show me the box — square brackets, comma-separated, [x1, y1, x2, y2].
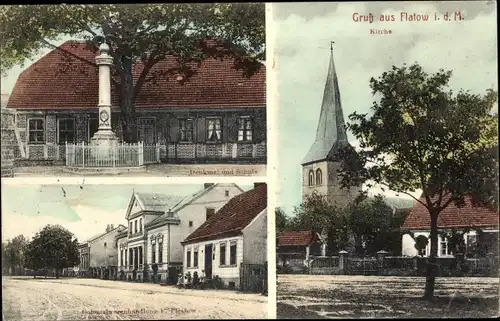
[239, 262, 267, 293]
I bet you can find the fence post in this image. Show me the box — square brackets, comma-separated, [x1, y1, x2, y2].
[65, 142, 68, 166]
[156, 143, 160, 163]
[339, 250, 348, 275]
[113, 142, 116, 168]
[82, 141, 85, 168]
[376, 250, 388, 276]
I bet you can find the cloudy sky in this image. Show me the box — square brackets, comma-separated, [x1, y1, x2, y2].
[1, 183, 252, 243]
[273, 1, 497, 213]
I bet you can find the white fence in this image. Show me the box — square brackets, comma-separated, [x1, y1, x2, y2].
[65, 142, 160, 167]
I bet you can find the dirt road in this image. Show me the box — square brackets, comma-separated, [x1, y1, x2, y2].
[2, 277, 267, 320]
[277, 274, 499, 319]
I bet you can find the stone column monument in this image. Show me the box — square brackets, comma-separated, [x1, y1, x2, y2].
[90, 43, 119, 156]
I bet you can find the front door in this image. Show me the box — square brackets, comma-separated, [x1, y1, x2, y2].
[205, 244, 213, 279]
[138, 118, 156, 145]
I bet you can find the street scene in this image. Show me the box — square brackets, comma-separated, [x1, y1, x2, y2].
[274, 1, 498, 319]
[2, 182, 268, 320]
[3, 277, 267, 320]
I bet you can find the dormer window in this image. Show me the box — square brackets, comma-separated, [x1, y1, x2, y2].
[308, 170, 314, 186]
[316, 169, 323, 185]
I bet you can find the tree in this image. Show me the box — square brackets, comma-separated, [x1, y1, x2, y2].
[24, 225, 80, 278]
[347, 194, 400, 256]
[292, 193, 350, 255]
[337, 63, 498, 299]
[0, 4, 265, 142]
[275, 207, 291, 232]
[3, 235, 28, 275]
[414, 235, 429, 257]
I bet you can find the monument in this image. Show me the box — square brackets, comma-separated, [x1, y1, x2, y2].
[90, 43, 119, 157]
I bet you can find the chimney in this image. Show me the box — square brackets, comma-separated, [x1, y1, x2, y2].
[106, 224, 114, 233]
[204, 183, 215, 189]
[254, 182, 266, 189]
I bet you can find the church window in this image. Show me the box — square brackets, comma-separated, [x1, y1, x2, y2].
[316, 169, 323, 185]
[308, 170, 314, 186]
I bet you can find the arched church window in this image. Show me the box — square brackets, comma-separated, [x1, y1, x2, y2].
[308, 170, 314, 186]
[316, 169, 323, 185]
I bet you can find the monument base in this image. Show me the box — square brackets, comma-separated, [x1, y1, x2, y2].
[90, 130, 119, 161]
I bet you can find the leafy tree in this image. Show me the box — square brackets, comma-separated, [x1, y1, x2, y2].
[0, 4, 265, 142]
[414, 235, 429, 257]
[347, 194, 400, 256]
[3, 235, 28, 275]
[292, 193, 350, 255]
[337, 63, 498, 299]
[24, 225, 80, 278]
[275, 207, 291, 232]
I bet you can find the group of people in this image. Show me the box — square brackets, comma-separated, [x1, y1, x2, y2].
[177, 270, 206, 289]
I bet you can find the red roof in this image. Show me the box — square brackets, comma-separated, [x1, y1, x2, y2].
[277, 230, 317, 247]
[8, 41, 265, 110]
[182, 183, 267, 243]
[402, 194, 499, 230]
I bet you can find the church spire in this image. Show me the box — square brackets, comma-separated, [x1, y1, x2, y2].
[302, 43, 349, 165]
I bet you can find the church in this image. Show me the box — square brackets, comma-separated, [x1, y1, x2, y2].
[301, 45, 360, 206]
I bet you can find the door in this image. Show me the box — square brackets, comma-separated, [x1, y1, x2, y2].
[138, 118, 156, 145]
[205, 244, 213, 279]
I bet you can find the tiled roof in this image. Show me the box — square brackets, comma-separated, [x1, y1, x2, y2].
[84, 224, 126, 244]
[135, 192, 184, 213]
[8, 41, 265, 110]
[277, 230, 318, 247]
[402, 194, 499, 230]
[183, 183, 267, 243]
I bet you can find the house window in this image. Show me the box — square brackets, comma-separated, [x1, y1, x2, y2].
[187, 248, 192, 267]
[28, 118, 44, 144]
[58, 118, 75, 144]
[134, 220, 138, 233]
[316, 169, 323, 185]
[308, 170, 314, 186]
[129, 222, 132, 235]
[219, 243, 226, 266]
[104, 242, 107, 247]
[440, 237, 450, 256]
[238, 117, 253, 142]
[189, 221, 193, 227]
[139, 218, 142, 232]
[158, 240, 163, 263]
[230, 241, 237, 265]
[120, 250, 124, 266]
[179, 119, 193, 142]
[139, 247, 143, 265]
[206, 208, 215, 221]
[88, 117, 98, 142]
[151, 243, 156, 264]
[207, 118, 222, 142]
[194, 248, 199, 268]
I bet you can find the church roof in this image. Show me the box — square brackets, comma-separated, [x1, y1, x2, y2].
[302, 46, 350, 165]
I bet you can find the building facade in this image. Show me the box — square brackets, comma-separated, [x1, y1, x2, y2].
[401, 195, 499, 257]
[115, 183, 244, 283]
[181, 183, 267, 289]
[6, 41, 266, 164]
[77, 224, 126, 278]
[276, 230, 325, 272]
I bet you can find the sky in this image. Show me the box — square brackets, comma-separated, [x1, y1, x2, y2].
[1, 183, 253, 243]
[273, 1, 498, 213]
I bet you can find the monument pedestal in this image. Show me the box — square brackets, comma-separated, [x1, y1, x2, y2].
[90, 129, 119, 161]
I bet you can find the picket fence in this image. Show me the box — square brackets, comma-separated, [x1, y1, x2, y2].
[65, 142, 160, 167]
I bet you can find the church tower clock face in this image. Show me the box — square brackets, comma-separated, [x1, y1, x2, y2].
[99, 110, 110, 123]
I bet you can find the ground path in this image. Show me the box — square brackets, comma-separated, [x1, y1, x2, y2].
[277, 274, 499, 319]
[2, 277, 267, 320]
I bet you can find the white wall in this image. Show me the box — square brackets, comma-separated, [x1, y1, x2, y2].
[145, 225, 169, 269]
[183, 235, 244, 281]
[242, 209, 267, 265]
[89, 229, 122, 267]
[169, 184, 243, 263]
[401, 229, 497, 257]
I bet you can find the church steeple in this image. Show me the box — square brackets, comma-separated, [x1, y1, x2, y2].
[302, 43, 348, 165]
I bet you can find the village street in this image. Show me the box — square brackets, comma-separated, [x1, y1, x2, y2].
[2, 277, 268, 320]
[277, 274, 499, 319]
